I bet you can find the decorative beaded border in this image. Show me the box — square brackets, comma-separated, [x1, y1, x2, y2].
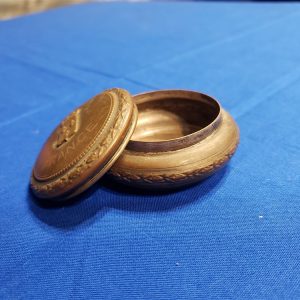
[31, 89, 130, 197]
[108, 143, 238, 184]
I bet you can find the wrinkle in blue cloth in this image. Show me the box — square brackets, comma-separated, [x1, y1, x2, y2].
[0, 2, 300, 299]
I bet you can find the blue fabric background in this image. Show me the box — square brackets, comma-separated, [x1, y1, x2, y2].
[1, 2, 300, 299]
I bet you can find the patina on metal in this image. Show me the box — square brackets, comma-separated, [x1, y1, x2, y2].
[30, 88, 138, 200]
[109, 90, 239, 189]
[30, 88, 239, 200]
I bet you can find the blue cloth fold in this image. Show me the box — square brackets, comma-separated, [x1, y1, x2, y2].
[0, 2, 300, 299]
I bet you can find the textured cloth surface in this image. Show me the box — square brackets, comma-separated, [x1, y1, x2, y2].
[1, 2, 300, 299]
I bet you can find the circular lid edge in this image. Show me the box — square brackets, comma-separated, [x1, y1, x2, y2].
[30, 88, 138, 200]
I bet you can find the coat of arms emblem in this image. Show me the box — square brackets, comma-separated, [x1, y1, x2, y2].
[55, 109, 80, 148]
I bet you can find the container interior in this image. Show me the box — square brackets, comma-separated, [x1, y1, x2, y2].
[131, 97, 219, 142]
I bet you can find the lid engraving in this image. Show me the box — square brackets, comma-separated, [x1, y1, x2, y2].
[30, 88, 137, 200]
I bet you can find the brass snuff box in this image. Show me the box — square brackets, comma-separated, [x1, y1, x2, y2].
[109, 90, 239, 189]
[30, 88, 239, 200]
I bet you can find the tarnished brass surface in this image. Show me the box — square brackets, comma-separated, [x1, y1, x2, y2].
[30, 88, 239, 199]
[31, 88, 137, 200]
[109, 90, 239, 189]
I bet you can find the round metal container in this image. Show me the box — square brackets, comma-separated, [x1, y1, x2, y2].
[109, 90, 239, 189]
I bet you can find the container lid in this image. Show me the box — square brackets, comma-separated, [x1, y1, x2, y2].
[30, 88, 138, 200]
